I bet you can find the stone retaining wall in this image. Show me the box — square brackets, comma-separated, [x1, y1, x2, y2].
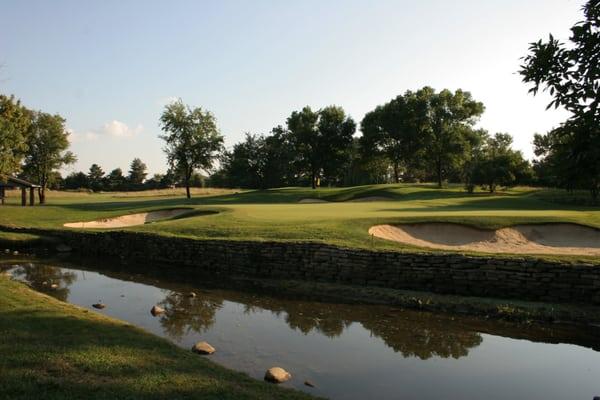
[31, 229, 600, 305]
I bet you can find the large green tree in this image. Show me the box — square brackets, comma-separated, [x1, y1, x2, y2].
[423, 88, 485, 187]
[0, 94, 31, 179]
[467, 133, 531, 193]
[520, 0, 600, 199]
[22, 112, 75, 203]
[360, 91, 424, 182]
[159, 100, 224, 198]
[287, 105, 355, 188]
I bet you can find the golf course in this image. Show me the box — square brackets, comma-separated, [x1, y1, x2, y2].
[2, 184, 600, 261]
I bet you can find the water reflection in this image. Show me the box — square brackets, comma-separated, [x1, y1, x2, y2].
[5, 263, 77, 301]
[157, 292, 223, 340]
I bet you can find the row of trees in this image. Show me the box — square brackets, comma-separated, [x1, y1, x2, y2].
[211, 89, 532, 193]
[0, 95, 74, 203]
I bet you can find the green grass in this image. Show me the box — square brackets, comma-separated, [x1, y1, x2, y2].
[0, 274, 317, 400]
[1, 184, 599, 262]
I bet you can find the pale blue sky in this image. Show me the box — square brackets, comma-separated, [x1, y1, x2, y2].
[1, 0, 583, 175]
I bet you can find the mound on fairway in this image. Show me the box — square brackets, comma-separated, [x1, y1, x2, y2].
[369, 223, 600, 256]
[64, 208, 192, 229]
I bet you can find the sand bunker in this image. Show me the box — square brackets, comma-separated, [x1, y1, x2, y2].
[369, 223, 600, 256]
[298, 198, 329, 203]
[64, 208, 192, 229]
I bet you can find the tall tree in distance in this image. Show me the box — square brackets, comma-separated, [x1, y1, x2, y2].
[520, 0, 600, 199]
[360, 92, 424, 182]
[424, 88, 485, 187]
[287, 105, 355, 188]
[87, 163, 105, 192]
[0, 94, 31, 178]
[128, 158, 147, 188]
[160, 100, 224, 198]
[22, 112, 75, 203]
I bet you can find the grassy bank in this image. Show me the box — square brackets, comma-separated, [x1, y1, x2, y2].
[1, 184, 599, 262]
[0, 274, 317, 400]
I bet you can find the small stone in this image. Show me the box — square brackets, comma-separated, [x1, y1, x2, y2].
[150, 305, 165, 316]
[304, 380, 315, 388]
[192, 341, 215, 355]
[188, 292, 197, 298]
[12, 251, 19, 256]
[264, 367, 291, 383]
[50, 283, 59, 289]
[92, 303, 106, 309]
[42, 281, 48, 286]
[56, 244, 72, 253]
[4, 249, 9, 254]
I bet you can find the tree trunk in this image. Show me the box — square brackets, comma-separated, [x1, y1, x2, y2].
[393, 161, 400, 183]
[311, 168, 316, 189]
[38, 187, 46, 204]
[436, 158, 443, 188]
[185, 170, 191, 199]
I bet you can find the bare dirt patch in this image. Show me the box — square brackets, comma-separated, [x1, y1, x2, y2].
[368, 223, 600, 256]
[64, 209, 192, 229]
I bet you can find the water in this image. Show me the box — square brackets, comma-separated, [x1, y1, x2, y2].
[3, 257, 600, 400]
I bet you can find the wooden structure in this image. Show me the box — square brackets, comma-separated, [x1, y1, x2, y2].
[0, 176, 40, 206]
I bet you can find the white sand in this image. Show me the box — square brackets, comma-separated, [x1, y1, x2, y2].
[64, 209, 192, 229]
[368, 223, 600, 256]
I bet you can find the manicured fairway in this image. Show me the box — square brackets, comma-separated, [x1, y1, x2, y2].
[1, 184, 599, 261]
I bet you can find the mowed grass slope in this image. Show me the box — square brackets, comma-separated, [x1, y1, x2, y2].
[1, 184, 599, 260]
[0, 274, 317, 400]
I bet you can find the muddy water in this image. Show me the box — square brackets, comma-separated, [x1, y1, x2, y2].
[3, 257, 600, 400]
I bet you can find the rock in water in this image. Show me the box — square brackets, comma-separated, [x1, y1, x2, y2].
[150, 305, 165, 316]
[192, 341, 215, 355]
[92, 303, 106, 309]
[56, 244, 72, 253]
[304, 380, 315, 388]
[50, 283, 59, 289]
[188, 292, 197, 298]
[264, 367, 291, 383]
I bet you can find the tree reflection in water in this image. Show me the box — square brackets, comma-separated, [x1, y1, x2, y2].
[6, 263, 77, 302]
[157, 290, 482, 359]
[157, 291, 223, 340]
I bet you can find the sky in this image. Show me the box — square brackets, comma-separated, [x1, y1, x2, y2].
[0, 0, 585, 175]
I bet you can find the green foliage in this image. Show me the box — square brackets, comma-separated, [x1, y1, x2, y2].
[105, 167, 127, 191]
[21, 111, 75, 203]
[520, 0, 600, 199]
[287, 105, 355, 188]
[160, 100, 224, 198]
[64, 171, 89, 190]
[87, 164, 105, 192]
[0, 94, 31, 178]
[128, 157, 148, 187]
[467, 133, 532, 193]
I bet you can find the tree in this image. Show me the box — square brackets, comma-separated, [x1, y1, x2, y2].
[128, 158, 147, 188]
[220, 133, 268, 188]
[287, 105, 355, 189]
[520, 0, 600, 199]
[0, 94, 31, 178]
[423, 88, 485, 187]
[64, 171, 89, 189]
[87, 164, 105, 192]
[21, 112, 75, 203]
[360, 92, 424, 182]
[468, 133, 532, 193]
[159, 100, 224, 198]
[105, 168, 126, 191]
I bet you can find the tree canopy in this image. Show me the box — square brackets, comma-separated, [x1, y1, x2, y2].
[160, 100, 224, 198]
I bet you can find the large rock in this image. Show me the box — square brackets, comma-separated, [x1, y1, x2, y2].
[264, 367, 291, 383]
[92, 303, 106, 309]
[150, 305, 165, 316]
[192, 341, 215, 355]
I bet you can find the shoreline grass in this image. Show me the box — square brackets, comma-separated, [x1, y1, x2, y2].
[0, 274, 317, 400]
